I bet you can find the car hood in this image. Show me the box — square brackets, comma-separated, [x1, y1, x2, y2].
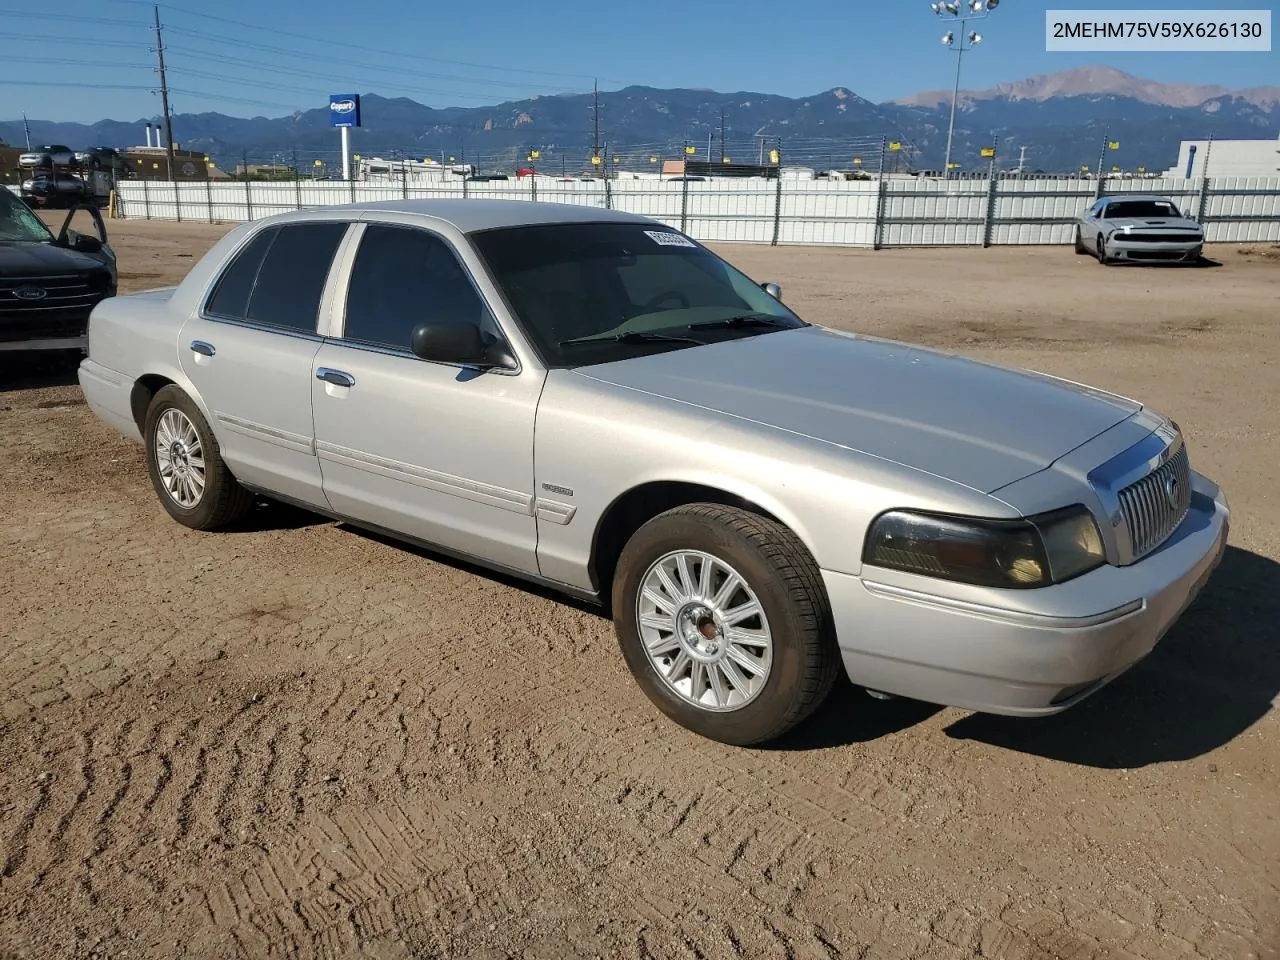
[1106, 217, 1202, 232]
[572, 325, 1143, 493]
[0, 241, 108, 278]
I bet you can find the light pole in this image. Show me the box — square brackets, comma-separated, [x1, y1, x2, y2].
[932, 0, 999, 178]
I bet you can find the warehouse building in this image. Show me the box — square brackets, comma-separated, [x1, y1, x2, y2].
[1163, 134, 1280, 178]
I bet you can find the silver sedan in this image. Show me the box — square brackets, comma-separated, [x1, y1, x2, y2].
[1075, 194, 1206, 264]
[78, 200, 1229, 746]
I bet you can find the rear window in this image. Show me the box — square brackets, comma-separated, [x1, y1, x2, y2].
[245, 222, 348, 332]
[205, 221, 348, 333]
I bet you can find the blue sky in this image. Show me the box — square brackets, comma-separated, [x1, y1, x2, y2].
[2, 0, 1276, 123]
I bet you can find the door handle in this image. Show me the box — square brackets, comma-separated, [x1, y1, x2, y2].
[316, 368, 355, 388]
[190, 340, 215, 357]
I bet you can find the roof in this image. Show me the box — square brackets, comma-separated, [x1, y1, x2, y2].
[334, 198, 653, 233]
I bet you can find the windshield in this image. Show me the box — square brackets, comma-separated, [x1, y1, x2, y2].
[470, 221, 808, 368]
[0, 189, 54, 243]
[1105, 199, 1182, 219]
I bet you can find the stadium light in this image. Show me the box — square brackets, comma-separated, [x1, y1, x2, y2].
[930, 0, 999, 178]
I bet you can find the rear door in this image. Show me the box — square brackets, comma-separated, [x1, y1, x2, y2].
[179, 219, 352, 508]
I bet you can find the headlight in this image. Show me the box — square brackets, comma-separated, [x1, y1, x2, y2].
[862, 504, 1106, 589]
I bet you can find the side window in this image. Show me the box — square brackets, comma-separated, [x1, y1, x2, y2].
[245, 222, 349, 333]
[342, 223, 497, 352]
[205, 227, 276, 321]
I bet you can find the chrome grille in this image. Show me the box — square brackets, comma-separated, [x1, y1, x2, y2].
[1118, 443, 1191, 560]
[0, 275, 104, 314]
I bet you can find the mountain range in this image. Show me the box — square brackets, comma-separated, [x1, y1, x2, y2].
[2, 67, 1277, 175]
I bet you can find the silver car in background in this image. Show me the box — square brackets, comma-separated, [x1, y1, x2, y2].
[1075, 194, 1205, 264]
[77, 200, 1229, 746]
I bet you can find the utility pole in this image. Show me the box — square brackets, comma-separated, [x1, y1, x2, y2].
[719, 109, 726, 163]
[22, 112, 32, 150]
[591, 79, 600, 165]
[153, 4, 175, 176]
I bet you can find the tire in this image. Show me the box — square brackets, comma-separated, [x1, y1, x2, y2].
[1096, 233, 1110, 265]
[611, 503, 840, 746]
[1073, 228, 1087, 254]
[143, 384, 253, 530]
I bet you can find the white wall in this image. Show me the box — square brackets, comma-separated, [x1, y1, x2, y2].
[1165, 139, 1280, 179]
[109, 175, 1280, 247]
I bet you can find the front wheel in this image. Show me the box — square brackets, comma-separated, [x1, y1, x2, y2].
[143, 384, 253, 530]
[1096, 233, 1111, 265]
[611, 503, 840, 746]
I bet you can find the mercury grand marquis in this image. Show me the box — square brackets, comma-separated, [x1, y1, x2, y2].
[77, 200, 1230, 746]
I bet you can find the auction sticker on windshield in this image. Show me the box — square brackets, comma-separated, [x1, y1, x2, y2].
[644, 230, 698, 248]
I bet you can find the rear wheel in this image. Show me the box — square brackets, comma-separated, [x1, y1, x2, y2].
[611, 503, 840, 746]
[143, 384, 252, 530]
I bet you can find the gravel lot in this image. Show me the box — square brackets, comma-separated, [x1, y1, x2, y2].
[2, 218, 1278, 960]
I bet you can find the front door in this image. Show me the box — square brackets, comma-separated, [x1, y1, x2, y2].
[311, 221, 545, 575]
[179, 219, 351, 508]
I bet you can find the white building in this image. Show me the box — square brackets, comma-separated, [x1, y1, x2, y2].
[1163, 135, 1280, 178]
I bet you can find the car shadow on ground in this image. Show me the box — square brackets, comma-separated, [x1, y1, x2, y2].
[764, 677, 946, 751]
[211, 498, 334, 533]
[943, 546, 1278, 768]
[336, 523, 609, 617]
[0, 353, 83, 393]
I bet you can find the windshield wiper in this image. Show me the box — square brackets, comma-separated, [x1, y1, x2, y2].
[687, 314, 790, 331]
[559, 330, 704, 348]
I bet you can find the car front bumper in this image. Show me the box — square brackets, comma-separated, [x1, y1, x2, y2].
[824, 472, 1229, 716]
[1108, 236, 1204, 261]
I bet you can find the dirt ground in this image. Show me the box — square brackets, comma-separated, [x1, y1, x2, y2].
[2, 218, 1278, 960]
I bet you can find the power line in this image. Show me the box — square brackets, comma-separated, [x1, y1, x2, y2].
[161, 26, 594, 96]
[163, 46, 548, 105]
[2, 55, 152, 70]
[166, 88, 303, 112]
[0, 79, 152, 91]
[0, 32, 149, 47]
[0, 8, 145, 26]
[153, 0, 625, 83]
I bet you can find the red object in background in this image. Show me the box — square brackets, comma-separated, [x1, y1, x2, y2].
[516, 167, 535, 177]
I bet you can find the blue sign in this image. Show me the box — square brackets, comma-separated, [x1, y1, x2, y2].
[329, 94, 361, 128]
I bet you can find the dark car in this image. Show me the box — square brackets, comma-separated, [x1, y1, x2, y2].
[19, 173, 93, 206]
[0, 187, 117, 355]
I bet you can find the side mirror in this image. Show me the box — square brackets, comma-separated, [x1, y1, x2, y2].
[410, 322, 515, 369]
[71, 234, 103, 253]
[761, 282, 782, 301]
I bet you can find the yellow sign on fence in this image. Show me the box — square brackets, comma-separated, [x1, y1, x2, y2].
[889, 141, 901, 151]
[980, 147, 995, 158]
[1109, 141, 1120, 150]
